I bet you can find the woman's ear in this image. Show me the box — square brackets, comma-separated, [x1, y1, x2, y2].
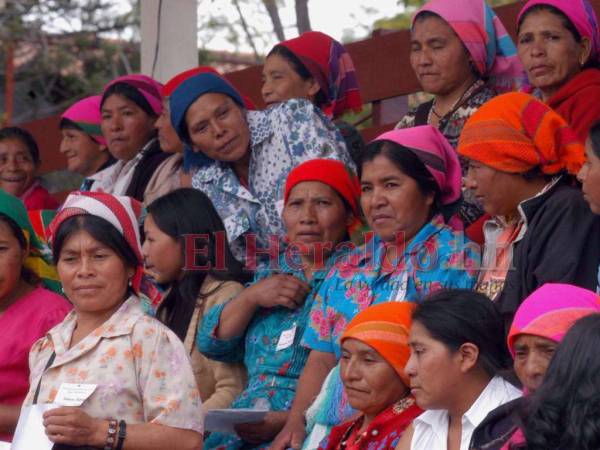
[580, 37, 593, 66]
[458, 342, 480, 373]
[306, 78, 321, 98]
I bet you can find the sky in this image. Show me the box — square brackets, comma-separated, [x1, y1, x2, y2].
[197, 0, 403, 55]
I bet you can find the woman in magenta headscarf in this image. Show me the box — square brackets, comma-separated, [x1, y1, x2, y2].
[470, 283, 600, 450]
[398, 0, 525, 227]
[517, 0, 600, 142]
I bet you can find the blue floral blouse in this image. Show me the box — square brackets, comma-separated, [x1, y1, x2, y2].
[302, 214, 480, 358]
[191, 99, 354, 266]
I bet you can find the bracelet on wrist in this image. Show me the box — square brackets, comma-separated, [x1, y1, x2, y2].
[115, 419, 127, 450]
[104, 419, 117, 450]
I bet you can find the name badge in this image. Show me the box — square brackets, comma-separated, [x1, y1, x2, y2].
[55, 383, 97, 407]
[276, 325, 297, 351]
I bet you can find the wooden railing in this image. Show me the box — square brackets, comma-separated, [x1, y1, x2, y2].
[18, 0, 600, 178]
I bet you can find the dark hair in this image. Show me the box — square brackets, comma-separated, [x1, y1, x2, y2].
[589, 119, 600, 159]
[360, 140, 442, 215]
[0, 127, 41, 166]
[146, 188, 249, 341]
[520, 314, 600, 450]
[518, 5, 598, 70]
[413, 289, 511, 377]
[267, 44, 329, 109]
[0, 213, 39, 286]
[100, 82, 157, 118]
[52, 215, 139, 270]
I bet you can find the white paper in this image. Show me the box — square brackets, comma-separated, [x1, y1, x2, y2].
[0, 441, 10, 450]
[205, 408, 268, 434]
[276, 325, 297, 351]
[11, 403, 58, 450]
[55, 383, 97, 406]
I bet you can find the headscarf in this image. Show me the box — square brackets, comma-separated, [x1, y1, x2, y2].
[102, 74, 163, 117]
[414, 0, 526, 92]
[341, 302, 415, 385]
[507, 283, 600, 357]
[0, 190, 60, 293]
[163, 67, 255, 173]
[277, 31, 363, 118]
[284, 159, 361, 235]
[285, 159, 360, 218]
[458, 92, 585, 175]
[61, 95, 107, 146]
[517, 0, 600, 63]
[373, 126, 462, 216]
[48, 191, 145, 296]
[169, 72, 245, 146]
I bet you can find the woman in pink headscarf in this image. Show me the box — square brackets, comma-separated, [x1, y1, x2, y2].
[59, 95, 116, 190]
[517, 0, 600, 142]
[397, 0, 525, 227]
[469, 283, 600, 450]
[92, 74, 173, 205]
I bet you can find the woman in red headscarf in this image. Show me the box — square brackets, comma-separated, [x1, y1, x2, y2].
[263, 32, 364, 164]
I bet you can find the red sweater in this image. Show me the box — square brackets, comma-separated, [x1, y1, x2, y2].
[548, 68, 600, 142]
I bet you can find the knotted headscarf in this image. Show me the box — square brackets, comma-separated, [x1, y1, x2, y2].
[458, 92, 585, 175]
[61, 95, 106, 146]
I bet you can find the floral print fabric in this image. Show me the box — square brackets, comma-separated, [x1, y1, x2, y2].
[191, 99, 354, 265]
[25, 296, 204, 434]
[302, 214, 480, 358]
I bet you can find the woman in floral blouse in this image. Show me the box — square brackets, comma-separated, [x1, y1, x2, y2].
[197, 159, 361, 450]
[272, 126, 480, 450]
[169, 71, 354, 266]
[23, 192, 204, 449]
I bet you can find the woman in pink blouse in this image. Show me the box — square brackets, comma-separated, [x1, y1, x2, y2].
[0, 190, 70, 443]
[23, 191, 204, 450]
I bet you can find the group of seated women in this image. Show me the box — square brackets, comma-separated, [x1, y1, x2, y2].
[2, 0, 600, 449]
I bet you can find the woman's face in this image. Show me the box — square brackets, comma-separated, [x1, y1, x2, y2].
[360, 154, 433, 243]
[156, 99, 184, 154]
[512, 334, 558, 393]
[405, 321, 468, 410]
[57, 229, 135, 314]
[101, 94, 157, 161]
[142, 213, 183, 285]
[518, 9, 591, 99]
[0, 137, 37, 197]
[464, 160, 529, 217]
[261, 53, 320, 107]
[340, 338, 408, 417]
[578, 138, 600, 214]
[283, 181, 350, 260]
[185, 93, 251, 163]
[410, 15, 475, 96]
[0, 220, 26, 303]
[59, 128, 105, 176]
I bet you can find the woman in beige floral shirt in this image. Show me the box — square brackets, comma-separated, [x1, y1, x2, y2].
[24, 192, 204, 450]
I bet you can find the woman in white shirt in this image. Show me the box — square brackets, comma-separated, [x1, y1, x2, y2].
[396, 289, 521, 450]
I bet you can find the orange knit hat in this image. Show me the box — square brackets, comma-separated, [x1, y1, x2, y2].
[458, 92, 584, 175]
[341, 302, 415, 385]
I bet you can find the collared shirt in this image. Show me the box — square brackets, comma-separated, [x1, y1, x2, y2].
[191, 99, 353, 264]
[302, 214, 480, 358]
[25, 295, 204, 434]
[410, 376, 522, 450]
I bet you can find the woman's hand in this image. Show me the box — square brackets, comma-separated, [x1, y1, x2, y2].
[234, 410, 288, 445]
[270, 414, 307, 450]
[43, 406, 106, 447]
[246, 275, 311, 309]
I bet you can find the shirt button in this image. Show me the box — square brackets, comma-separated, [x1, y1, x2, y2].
[371, 429, 379, 437]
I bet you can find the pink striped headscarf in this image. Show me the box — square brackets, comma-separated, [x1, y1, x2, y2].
[507, 283, 600, 357]
[62, 95, 106, 146]
[414, 0, 526, 92]
[517, 0, 600, 62]
[373, 126, 462, 207]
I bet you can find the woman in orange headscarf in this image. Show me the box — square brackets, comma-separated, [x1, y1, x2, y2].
[322, 302, 422, 450]
[458, 91, 600, 325]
